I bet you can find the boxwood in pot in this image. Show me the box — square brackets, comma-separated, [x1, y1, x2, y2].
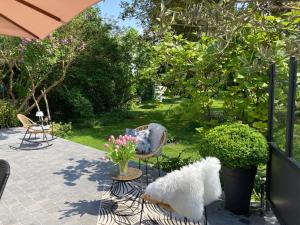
[199, 123, 268, 214]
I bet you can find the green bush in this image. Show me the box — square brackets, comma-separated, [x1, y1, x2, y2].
[199, 123, 268, 169]
[68, 89, 94, 119]
[155, 151, 195, 172]
[0, 100, 19, 128]
[52, 122, 72, 138]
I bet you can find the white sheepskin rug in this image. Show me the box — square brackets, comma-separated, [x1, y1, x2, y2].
[145, 157, 222, 221]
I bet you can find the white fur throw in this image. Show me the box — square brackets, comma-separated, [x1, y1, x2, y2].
[144, 157, 222, 221]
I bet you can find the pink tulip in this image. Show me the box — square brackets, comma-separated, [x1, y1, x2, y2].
[104, 144, 109, 148]
[100, 156, 106, 160]
[109, 135, 115, 142]
[115, 145, 120, 149]
[131, 137, 136, 142]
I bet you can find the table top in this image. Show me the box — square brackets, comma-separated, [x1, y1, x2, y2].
[111, 167, 142, 182]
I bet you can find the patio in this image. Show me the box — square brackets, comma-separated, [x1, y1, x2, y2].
[0, 127, 279, 225]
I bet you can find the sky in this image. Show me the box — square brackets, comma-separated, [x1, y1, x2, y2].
[97, 0, 142, 31]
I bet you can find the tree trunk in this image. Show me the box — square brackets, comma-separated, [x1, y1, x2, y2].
[24, 61, 70, 114]
[41, 88, 51, 121]
[7, 62, 16, 105]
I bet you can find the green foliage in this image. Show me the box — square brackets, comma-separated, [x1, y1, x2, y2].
[136, 78, 155, 101]
[66, 89, 94, 119]
[156, 151, 195, 172]
[253, 165, 267, 202]
[0, 100, 18, 128]
[52, 122, 72, 138]
[199, 123, 268, 169]
[50, 26, 145, 118]
[142, 15, 293, 127]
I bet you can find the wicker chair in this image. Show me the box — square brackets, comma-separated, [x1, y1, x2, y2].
[0, 160, 10, 200]
[17, 114, 53, 147]
[134, 124, 167, 184]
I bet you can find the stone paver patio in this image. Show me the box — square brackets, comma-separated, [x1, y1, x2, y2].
[0, 128, 279, 225]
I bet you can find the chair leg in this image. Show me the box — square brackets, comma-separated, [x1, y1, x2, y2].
[156, 156, 161, 177]
[42, 128, 50, 146]
[139, 199, 144, 225]
[145, 160, 148, 185]
[204, 206, 208, 225]
[21, 128, 29, 145]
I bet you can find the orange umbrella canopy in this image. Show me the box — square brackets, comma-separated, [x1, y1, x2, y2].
[0, 0, 100, 39]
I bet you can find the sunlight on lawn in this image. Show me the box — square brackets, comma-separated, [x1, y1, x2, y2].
[67, 99, 208, 160]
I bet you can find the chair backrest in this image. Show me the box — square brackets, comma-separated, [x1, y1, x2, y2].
[0, 160, 10, 200]
[17, 114, 34, 128]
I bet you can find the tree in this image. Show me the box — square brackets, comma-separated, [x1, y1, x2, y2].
[141, 11, 296, 129]
[47, 17, 146, 119]
[0, 9, 91, 114]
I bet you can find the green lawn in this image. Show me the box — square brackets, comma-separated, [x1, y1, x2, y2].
[67, 99, 211, 160]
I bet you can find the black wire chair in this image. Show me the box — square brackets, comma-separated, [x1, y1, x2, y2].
[0, 159, 10, 200]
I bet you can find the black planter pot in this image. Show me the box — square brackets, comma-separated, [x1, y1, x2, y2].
[222, 166, 257, 215]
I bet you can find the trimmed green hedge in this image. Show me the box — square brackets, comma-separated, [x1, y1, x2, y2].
[199, 123, 268, 169]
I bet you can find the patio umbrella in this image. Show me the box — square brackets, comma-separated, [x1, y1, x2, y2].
[0, 0, 100, 39]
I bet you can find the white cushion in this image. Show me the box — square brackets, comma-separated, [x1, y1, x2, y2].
[30, 125, 50, 131]
[148, 123, 166, 151]
[144, 157, 221, 221]
[136, 129, 151, 154]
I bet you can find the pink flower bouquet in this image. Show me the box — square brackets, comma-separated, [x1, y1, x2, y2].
[104, 134, 137, 175]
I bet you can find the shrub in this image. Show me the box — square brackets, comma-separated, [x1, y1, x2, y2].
[67, 89, 95, 119]
[0, 100, 19, 128]
[155, 151, 195, 172]
[52, 122, 72, 138]
[199, 123, 268, 169]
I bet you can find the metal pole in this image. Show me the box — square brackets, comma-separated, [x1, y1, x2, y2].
[285, 56, 297, 157]
[266, 62, 276, 204]
[267, 62, 276, 143]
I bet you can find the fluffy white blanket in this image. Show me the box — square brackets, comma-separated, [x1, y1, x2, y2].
[145, 157, 222, 221]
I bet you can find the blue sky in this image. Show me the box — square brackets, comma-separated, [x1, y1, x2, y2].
[97, 0, 141, 31]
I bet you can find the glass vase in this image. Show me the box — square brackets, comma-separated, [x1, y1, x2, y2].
[119, 160, 128, 176]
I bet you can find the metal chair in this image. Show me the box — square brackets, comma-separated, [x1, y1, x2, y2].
[0, 160, 10, 200]
[135, 124, 167, 184]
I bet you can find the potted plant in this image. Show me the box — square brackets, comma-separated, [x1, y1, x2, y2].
[199, 123, 268, 214]
[104, 134, 137, 176]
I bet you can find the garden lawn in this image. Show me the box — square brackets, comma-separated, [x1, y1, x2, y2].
[67, 99, 223, 161]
